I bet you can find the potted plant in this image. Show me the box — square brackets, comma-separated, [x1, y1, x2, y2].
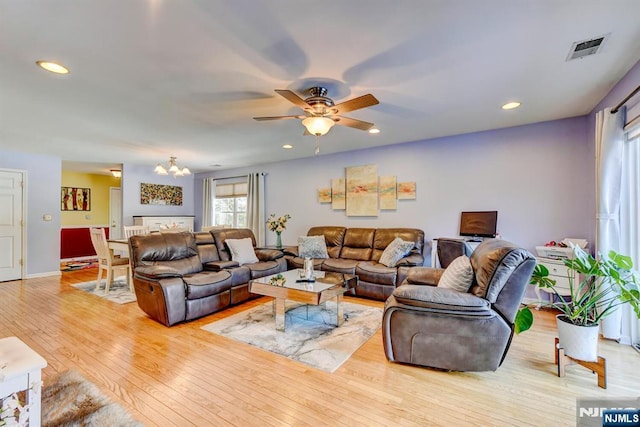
[515, 245, 640, 361]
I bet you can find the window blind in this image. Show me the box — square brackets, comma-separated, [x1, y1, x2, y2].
[215, 182, 247, 198]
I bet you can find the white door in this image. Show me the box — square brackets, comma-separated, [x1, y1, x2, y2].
[109, 187, 122, 239]
[0, 170, 24, 282]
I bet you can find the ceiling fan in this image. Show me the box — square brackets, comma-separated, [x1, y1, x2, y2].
[253, 87, 379, 136]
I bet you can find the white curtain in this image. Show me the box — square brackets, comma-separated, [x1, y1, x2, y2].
[247, 172, 266, 246]
[595, 108, 625, 339]
[620, 120, 640, 346]
[202, 178, 216, 228]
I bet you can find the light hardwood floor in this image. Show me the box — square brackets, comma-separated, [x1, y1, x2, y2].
[1, 269, 639, 426]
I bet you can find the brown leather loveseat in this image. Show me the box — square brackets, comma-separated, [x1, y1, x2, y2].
[129, 229, 286, 326]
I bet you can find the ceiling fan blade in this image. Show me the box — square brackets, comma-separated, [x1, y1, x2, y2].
[332, 115, 375, 131]
[332, 94, 379, 114]
[275, 89, 309, 109]
[253, 115, 305, 121]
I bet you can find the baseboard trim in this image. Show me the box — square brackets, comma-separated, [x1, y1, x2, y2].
[27, 270, 62, 279]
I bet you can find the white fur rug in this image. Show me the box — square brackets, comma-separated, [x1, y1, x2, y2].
[42, 370, 141, 426]
[201, 300, 382, 373]
[71, 276, 136, 304]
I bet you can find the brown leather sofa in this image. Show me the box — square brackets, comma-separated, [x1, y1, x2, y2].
[286, 226, 425, 301]
[129, 229, 286, 326]
[382, 239, 535, 371]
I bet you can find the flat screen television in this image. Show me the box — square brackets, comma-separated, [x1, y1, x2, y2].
[459, 211, 498, 240]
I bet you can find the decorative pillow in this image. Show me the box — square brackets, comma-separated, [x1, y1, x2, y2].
[225, 238, 259, 265]
[437, 255, 474, 293]
[379, 237, 415, 267]
[298, 235, 329, 259]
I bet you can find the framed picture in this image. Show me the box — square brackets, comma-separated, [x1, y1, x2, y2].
[61, 187, 91, 211]
[346, 164, 378, 216]
[317, 187, 332, 203]
[140, 183, 183, 206]
[379, 175, 397, 210]
[397, 182, 417, 200]
[331, 178, 346, 210]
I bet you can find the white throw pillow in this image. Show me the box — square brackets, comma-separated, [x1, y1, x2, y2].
[298, 235, 329, 259]
[437, 255, 474, 292]
[226, 238, 259, 265]
[379, 237, 415, 267]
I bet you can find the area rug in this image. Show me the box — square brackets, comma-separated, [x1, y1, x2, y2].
[61, 260, 97, 271]
[201, 300, 382, 373]
[71, 276, 136, 304]
[42, 369, 142, 427]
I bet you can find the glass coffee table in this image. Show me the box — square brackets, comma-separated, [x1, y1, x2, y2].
[249, 269, 358, 332]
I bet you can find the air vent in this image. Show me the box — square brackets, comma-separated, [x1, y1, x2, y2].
[566, 33, 609, 61]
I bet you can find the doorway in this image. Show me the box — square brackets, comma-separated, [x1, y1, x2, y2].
[109, 187, 123, 240]
[0, 169, 25, 281]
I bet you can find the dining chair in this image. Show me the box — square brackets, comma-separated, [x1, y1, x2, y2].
[89, 227, 132, 294]
[123, 225, 150, 239]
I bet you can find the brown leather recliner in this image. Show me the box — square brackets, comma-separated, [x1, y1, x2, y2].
[382, 239, 535, 371]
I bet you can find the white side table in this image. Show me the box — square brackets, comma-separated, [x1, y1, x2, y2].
[0, 337, 48, 427]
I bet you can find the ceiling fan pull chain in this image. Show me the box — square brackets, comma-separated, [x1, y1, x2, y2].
[315, 135, 320, 155]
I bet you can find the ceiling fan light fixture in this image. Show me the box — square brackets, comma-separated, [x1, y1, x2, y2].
[110, 169, 122, 178]
[302, 116, 335, 136]
[369, 128, 380, 134]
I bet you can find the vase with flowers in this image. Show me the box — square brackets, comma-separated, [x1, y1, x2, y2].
[266, 213, 291, 249]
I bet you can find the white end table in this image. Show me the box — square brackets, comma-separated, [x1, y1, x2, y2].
[0, 337, 48, 427]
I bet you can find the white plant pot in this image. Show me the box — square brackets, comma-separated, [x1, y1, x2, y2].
[556, 315, 599, 362]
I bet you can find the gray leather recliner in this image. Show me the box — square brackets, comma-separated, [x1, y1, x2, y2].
[382, 239, 535, 371]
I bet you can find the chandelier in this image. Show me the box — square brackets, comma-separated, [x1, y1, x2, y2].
[154, 156, 191, 177]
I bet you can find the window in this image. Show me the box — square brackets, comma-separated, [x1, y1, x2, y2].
[214, 182, 247, 227]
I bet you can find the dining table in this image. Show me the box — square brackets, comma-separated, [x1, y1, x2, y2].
[107, 238, 129, 257]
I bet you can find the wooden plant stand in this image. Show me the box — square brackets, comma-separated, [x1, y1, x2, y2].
[554, 337, 607, 389]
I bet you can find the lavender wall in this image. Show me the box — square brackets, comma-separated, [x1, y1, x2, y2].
[121, 163, 196, 226]
[591, 59, 640, 118]
[196, 116, 592, 259]
[0, 149, 61, 277]
[10, 59, 639, 276]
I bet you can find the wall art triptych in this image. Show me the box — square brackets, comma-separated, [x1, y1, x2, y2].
[316, 164, 416, 217]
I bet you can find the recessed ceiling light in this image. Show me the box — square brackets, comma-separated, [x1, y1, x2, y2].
[36, 60, 70, 74]
[369, 128, 380, 134]
[282, 144, 293, 149]
[501, 102, 521, 110]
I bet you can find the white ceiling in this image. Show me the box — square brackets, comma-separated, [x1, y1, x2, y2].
[2, 1, 640, 175]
